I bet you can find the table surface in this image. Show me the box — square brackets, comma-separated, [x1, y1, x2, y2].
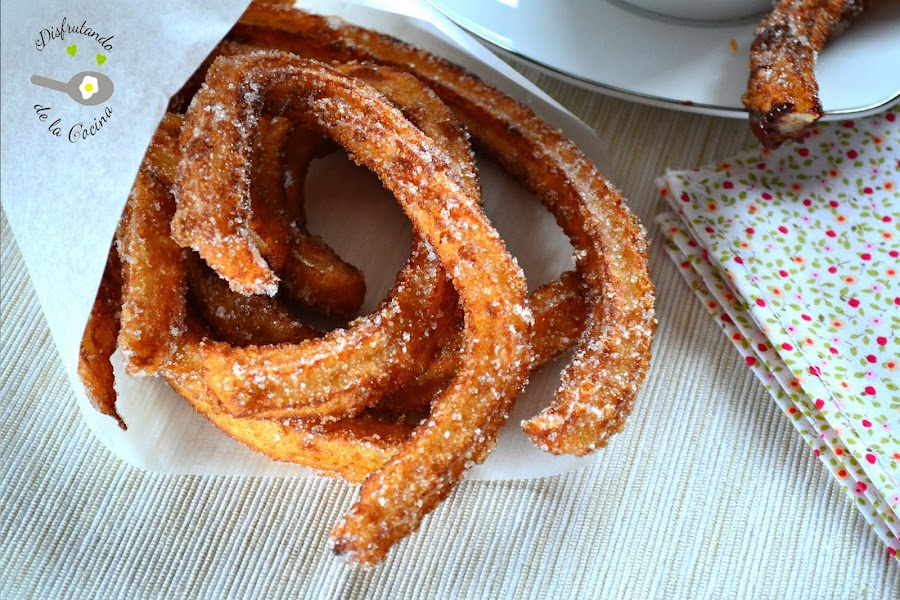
[2, 60, 897, 599]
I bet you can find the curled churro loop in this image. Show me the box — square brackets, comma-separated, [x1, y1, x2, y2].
[79, 5, 658, 566]
[231, 3, 656, 457]
[194, 53, 480, 423]
[179, 57, 458, 422]
[167, 61, 587, 487]
[175, 51, 532, 563]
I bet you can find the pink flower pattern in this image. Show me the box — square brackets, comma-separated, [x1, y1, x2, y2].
[657, 107, 899, 559]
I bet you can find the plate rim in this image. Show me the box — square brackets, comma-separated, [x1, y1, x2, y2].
[427, 0, 900, 120]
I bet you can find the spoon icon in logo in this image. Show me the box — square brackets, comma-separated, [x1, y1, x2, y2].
[30, 70, 114, 106]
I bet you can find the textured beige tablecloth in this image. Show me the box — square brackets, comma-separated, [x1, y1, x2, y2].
[2, 66, 897, 598]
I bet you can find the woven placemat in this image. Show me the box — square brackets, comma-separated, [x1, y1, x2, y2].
[2, 73, 896, 597]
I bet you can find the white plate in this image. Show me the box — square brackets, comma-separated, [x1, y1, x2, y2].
[427, 0, 900, 119]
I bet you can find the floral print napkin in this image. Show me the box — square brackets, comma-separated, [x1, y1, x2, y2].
[656, 107, 899, 559]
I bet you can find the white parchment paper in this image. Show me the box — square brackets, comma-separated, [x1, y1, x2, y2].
[2, 0, 617, 479]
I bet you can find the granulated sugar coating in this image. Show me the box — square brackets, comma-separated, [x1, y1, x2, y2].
[173, 74, 280, 297]
[218, 4, 658, 564]
[193, 55, 488, 424]
[184, 252, 320, 346]
[117, 168, 186, 378]
[742, 0, 865, 148]
[66, 2, 661, 567]
[163, 324, 413, 483]
[202, 241, 455, 421]
[234, 3, 656, 463]
[80, 9, 655, 564]
[176, 50, 535, 565]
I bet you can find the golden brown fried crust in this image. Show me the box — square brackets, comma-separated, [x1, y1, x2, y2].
[78, 251, 125, 429]
[81, 3, 656, 566]
[232, 2, 656, 460]
[246, 103, 369, 319]
[170, 42, 363, 309]
[150, 110, 368, 321]
[334, 62, 481, 202]
[141, 113, 183, 185]
[185, 253, 321, 346]
[162, 324, 411, 483]
[276, 233, 367, 320]
[193, 54, 475, 423]
[247, 116, 295, 273]
[743, 0, 866, 148]
[170, 78, 278, 296]
[116, 169, 187, 376]
[378, 271, 587, 418]
[180, 58, 585, 487]
[177, 51, 531, 565]
[201, 242, 455, 421]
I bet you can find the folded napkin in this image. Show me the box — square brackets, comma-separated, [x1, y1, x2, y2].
[656, 107, 899, 559]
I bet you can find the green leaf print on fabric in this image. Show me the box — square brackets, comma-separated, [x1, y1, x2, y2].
[656, 107, 900, 560]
